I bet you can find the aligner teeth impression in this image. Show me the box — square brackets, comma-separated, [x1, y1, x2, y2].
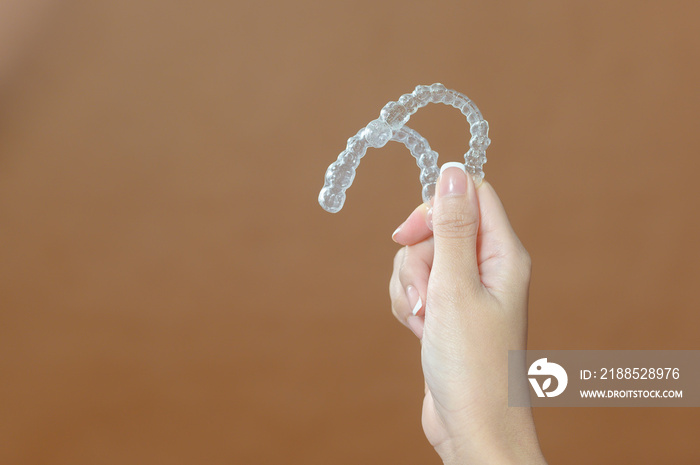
[319, 83, 489, 213]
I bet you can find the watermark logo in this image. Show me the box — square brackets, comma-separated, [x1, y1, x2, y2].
[510, 351, 698, 406]
[528, 358, 568, 397]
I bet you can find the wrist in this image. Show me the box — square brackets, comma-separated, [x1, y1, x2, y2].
[435, 416, 547, 465]
[439, 443, 547, 465]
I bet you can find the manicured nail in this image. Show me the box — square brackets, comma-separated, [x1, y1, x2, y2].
[406, 285, 422, 315]
[391, 223, 403, 242]
[426, 207, 433, 231]
[438, 162, 467, 197]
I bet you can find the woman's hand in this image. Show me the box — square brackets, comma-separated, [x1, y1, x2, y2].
[389, 165, 547, 464]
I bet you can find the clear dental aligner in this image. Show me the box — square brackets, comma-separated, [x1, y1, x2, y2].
[319, 83, 490, 213]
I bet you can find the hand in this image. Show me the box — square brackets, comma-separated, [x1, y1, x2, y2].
[389, 166, 547, 464]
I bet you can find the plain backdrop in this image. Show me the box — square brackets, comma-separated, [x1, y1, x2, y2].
[1, 1, 699, 463]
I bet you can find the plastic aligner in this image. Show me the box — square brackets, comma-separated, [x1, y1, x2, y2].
[319, 83, 490, 213]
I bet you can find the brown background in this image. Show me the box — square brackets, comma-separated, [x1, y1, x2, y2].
[1, 1, 699, 463]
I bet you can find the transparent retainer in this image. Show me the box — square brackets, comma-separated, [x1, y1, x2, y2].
[319, 83, 490, 213]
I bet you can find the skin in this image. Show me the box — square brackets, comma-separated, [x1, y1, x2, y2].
[389, 167, 547, 464]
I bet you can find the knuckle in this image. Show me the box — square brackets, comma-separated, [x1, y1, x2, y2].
[432, 212, 478, 239]
[389, 277, 399, 302]
[512, 245, 532, 283]
[393, 247, 406, 269]
[398, 259, 412, 286]
[520, 248, 532, 271]
[390, 299, 404, 322]
[395, 247, 412, 284]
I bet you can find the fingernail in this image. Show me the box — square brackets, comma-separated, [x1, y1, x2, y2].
[392, 224, 403, 242]
[426, 207, 433, 231]
[406, 285, 423, 315]
[438, 162, 467, 197]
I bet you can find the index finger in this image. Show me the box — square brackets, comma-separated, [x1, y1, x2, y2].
[392, 202, 433, 246]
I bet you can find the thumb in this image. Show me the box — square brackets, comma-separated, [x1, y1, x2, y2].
[430, 162, 482, 295]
